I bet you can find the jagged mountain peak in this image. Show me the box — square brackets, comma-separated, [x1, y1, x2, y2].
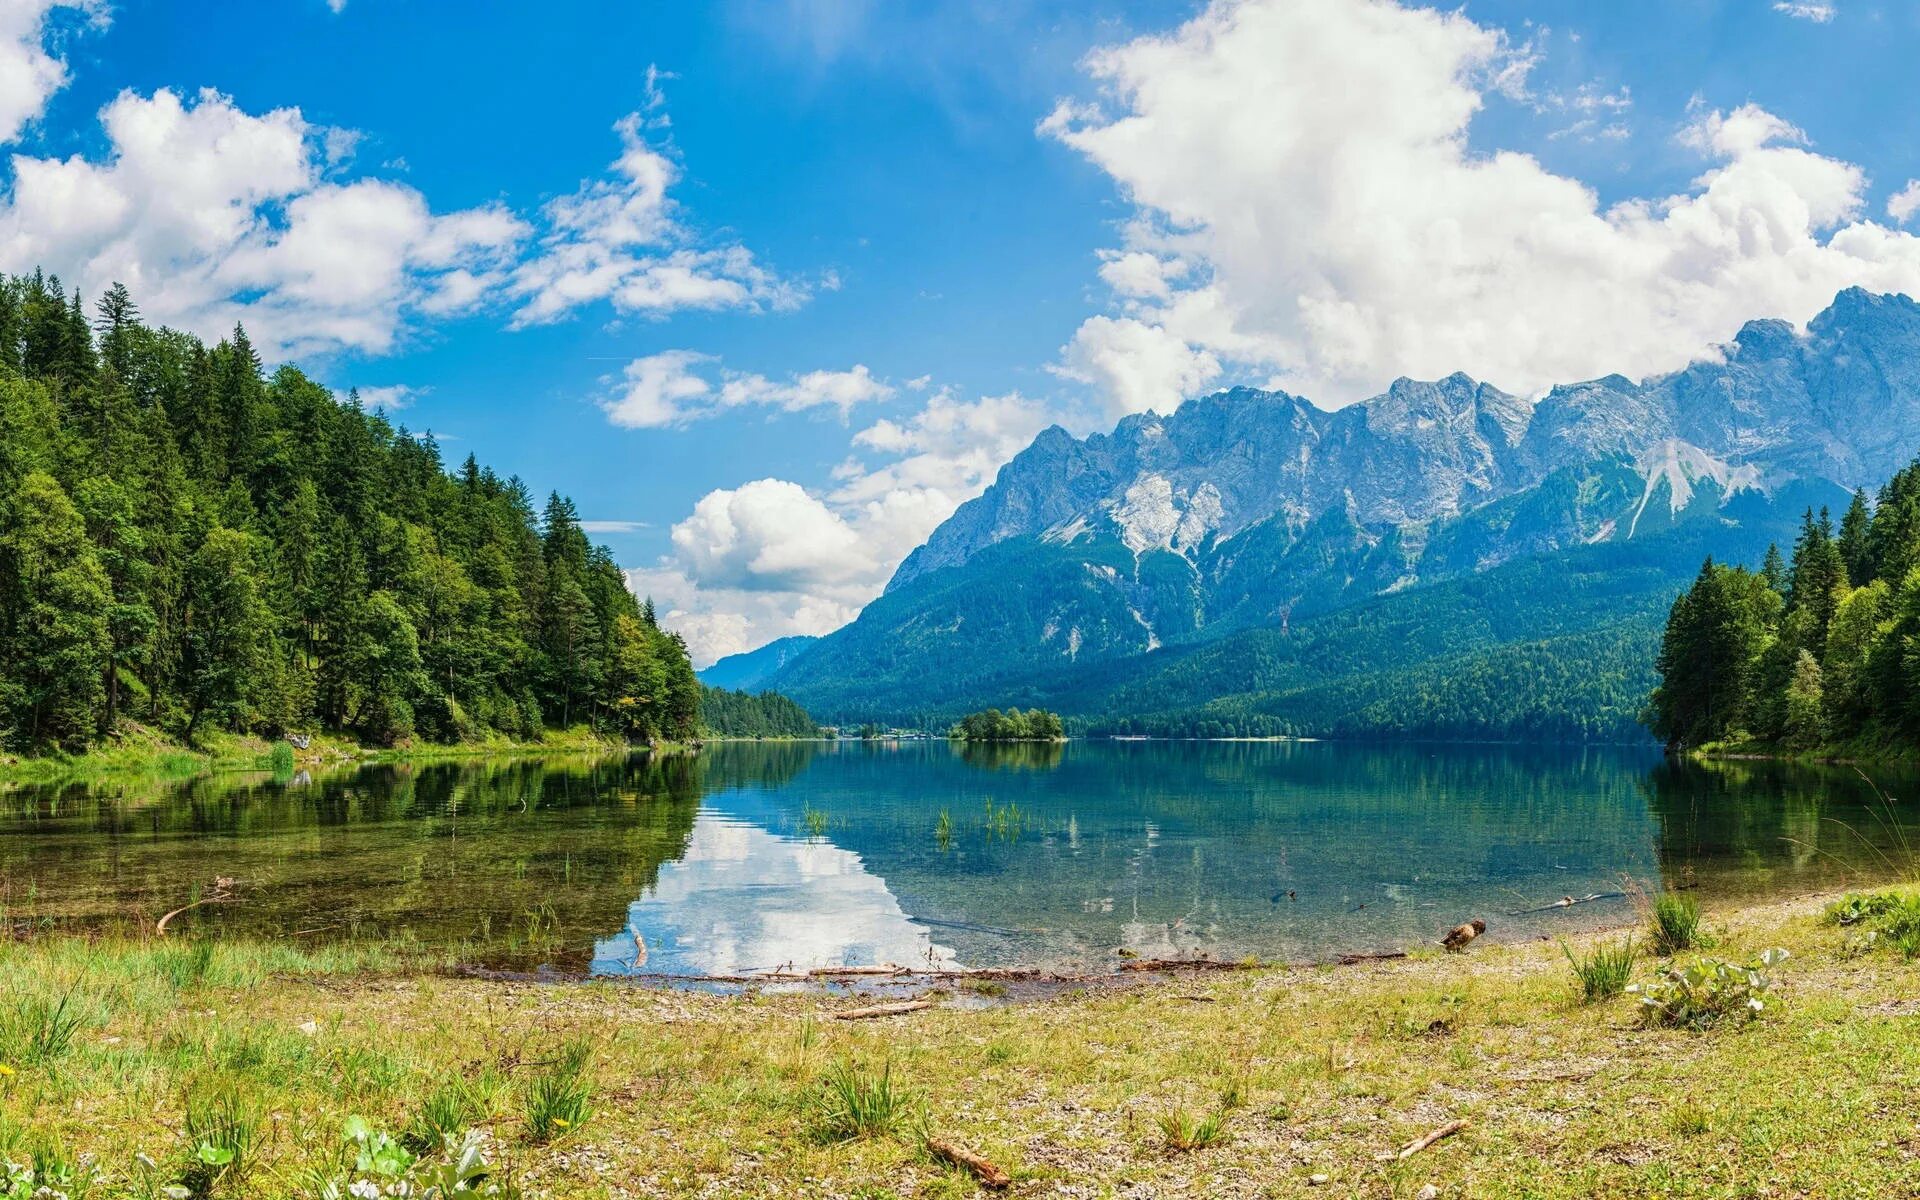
[887, 288, 1920, 594]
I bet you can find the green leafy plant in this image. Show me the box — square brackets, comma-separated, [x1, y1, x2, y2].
[1156, 1106, 1230, 1152]
[303, 1119, 519, 1199]
[812, 1059, 918, 1141]
[1562, 936, 1637, 1002]
[1649, 893, 1707, 956]
[521, 1041, 593, 1143]
[1628, 949, 1789, 1030]
[181, 1088, 261, 1196]
[1824, 890, 1920, 957]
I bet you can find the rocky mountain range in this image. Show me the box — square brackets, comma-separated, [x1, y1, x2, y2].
[764, 289, 1916, 735]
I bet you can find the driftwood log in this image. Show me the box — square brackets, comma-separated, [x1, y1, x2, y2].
[832, 1000, 934, 1021]
[928, 1137, 1012, 1189]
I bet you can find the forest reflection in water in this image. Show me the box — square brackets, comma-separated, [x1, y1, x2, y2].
[1, 740, 1913, 974]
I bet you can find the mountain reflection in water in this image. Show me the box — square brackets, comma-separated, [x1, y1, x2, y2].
[2, 741, 1915, 975]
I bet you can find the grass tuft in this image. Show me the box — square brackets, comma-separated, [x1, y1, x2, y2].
[1156, 1105, 1230, 1153]
[1562, 936, 1637, 1003]
[1649, 893, 1707, 956]
[812, 1058, 917, 1142]
[522, 1040, 594, 1143]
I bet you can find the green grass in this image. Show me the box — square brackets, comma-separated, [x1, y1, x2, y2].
[1156, 1105, 1230, 1152]
[521, 1039, 594, 1143]
[812, 1059, 918, 1142]
[1562, 935, 1637, 1002]
[1, 892, 1918, 1196]
[1649, 892, 1707, 955]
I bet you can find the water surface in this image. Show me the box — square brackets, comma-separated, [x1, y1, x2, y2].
[2, 741, 1913, 976]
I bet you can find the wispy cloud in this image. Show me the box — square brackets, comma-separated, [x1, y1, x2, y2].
[1772, 2, 1836, 22]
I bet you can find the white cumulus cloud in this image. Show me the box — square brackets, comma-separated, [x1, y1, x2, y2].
[636, 382, 1061, 664]
[0, 66, 806, 362]
[601, 350, 894, 428]
[0, 0, 104, 147]
[1042, 0, 1920, 409]
[0, 87, 526, 359]
[1889, 180, 1920, 226]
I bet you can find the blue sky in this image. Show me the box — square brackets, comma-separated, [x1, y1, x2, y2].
[6, 0, 1920, 663]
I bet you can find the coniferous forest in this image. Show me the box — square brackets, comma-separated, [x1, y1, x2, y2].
[0, 272, 701, 753]
[696, 686, 821, 738]
[1646, 456, 1920, 751]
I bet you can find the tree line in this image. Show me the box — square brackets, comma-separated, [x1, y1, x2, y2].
[949, 708, 1065, 741]
[1646, 457, 1920, 750]
[0, 271, 700, 753]
[697, 686, 820, 738]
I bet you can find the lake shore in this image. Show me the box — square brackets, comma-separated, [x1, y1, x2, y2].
[0, 726, 680, 786]
[1691, 736, 1920, 768]
[5, 886, 1917, 1197]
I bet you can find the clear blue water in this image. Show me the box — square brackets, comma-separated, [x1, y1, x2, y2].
[3, 741, 1914, 976]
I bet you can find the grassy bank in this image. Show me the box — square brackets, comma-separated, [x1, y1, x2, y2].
[1692, 734, 1920, 766]
[0, 726, 653, 787]
[4, 891, 1920, 1197]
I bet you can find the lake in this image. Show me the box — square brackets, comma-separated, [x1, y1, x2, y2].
[2, 741, 1914, 977]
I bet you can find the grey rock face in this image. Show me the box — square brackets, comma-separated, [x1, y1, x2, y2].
[890, 289, 1920, 594]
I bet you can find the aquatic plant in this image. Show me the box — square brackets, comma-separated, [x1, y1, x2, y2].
[934, 808, 953, 849]
[1562, 936, 1637, 1003]
[801, 804, 830, 839]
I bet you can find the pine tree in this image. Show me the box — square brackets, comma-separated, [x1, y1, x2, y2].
[0, 472, 112, 750]
[180, 526, 269, 739]
[1837, 489, 1872, 585]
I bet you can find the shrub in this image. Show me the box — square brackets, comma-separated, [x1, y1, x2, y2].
[1649, 894, 1706, 956]
[267, 740, 296, 777]
[812, 1059, 917, 1141]
[521, 1041, 593, 1144]
[1563, 936, 1637, 1003]
[1628, 949, 1789, 1030]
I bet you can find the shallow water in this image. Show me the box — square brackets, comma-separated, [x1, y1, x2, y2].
[2, 741, 1914, 976]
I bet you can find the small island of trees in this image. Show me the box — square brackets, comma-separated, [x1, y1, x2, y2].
[948, 707, 1066, 742]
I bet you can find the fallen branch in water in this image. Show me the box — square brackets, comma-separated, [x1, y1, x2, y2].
[927, 1137, 1012, 1189]
[156, 877, 238, 936]
[1337, 951, 1409, 966]
[1507, 891, 1627, 916]
[833, 1000, 934, 1021]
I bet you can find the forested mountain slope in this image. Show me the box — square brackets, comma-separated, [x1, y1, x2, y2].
[0, 271, 700, 753]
